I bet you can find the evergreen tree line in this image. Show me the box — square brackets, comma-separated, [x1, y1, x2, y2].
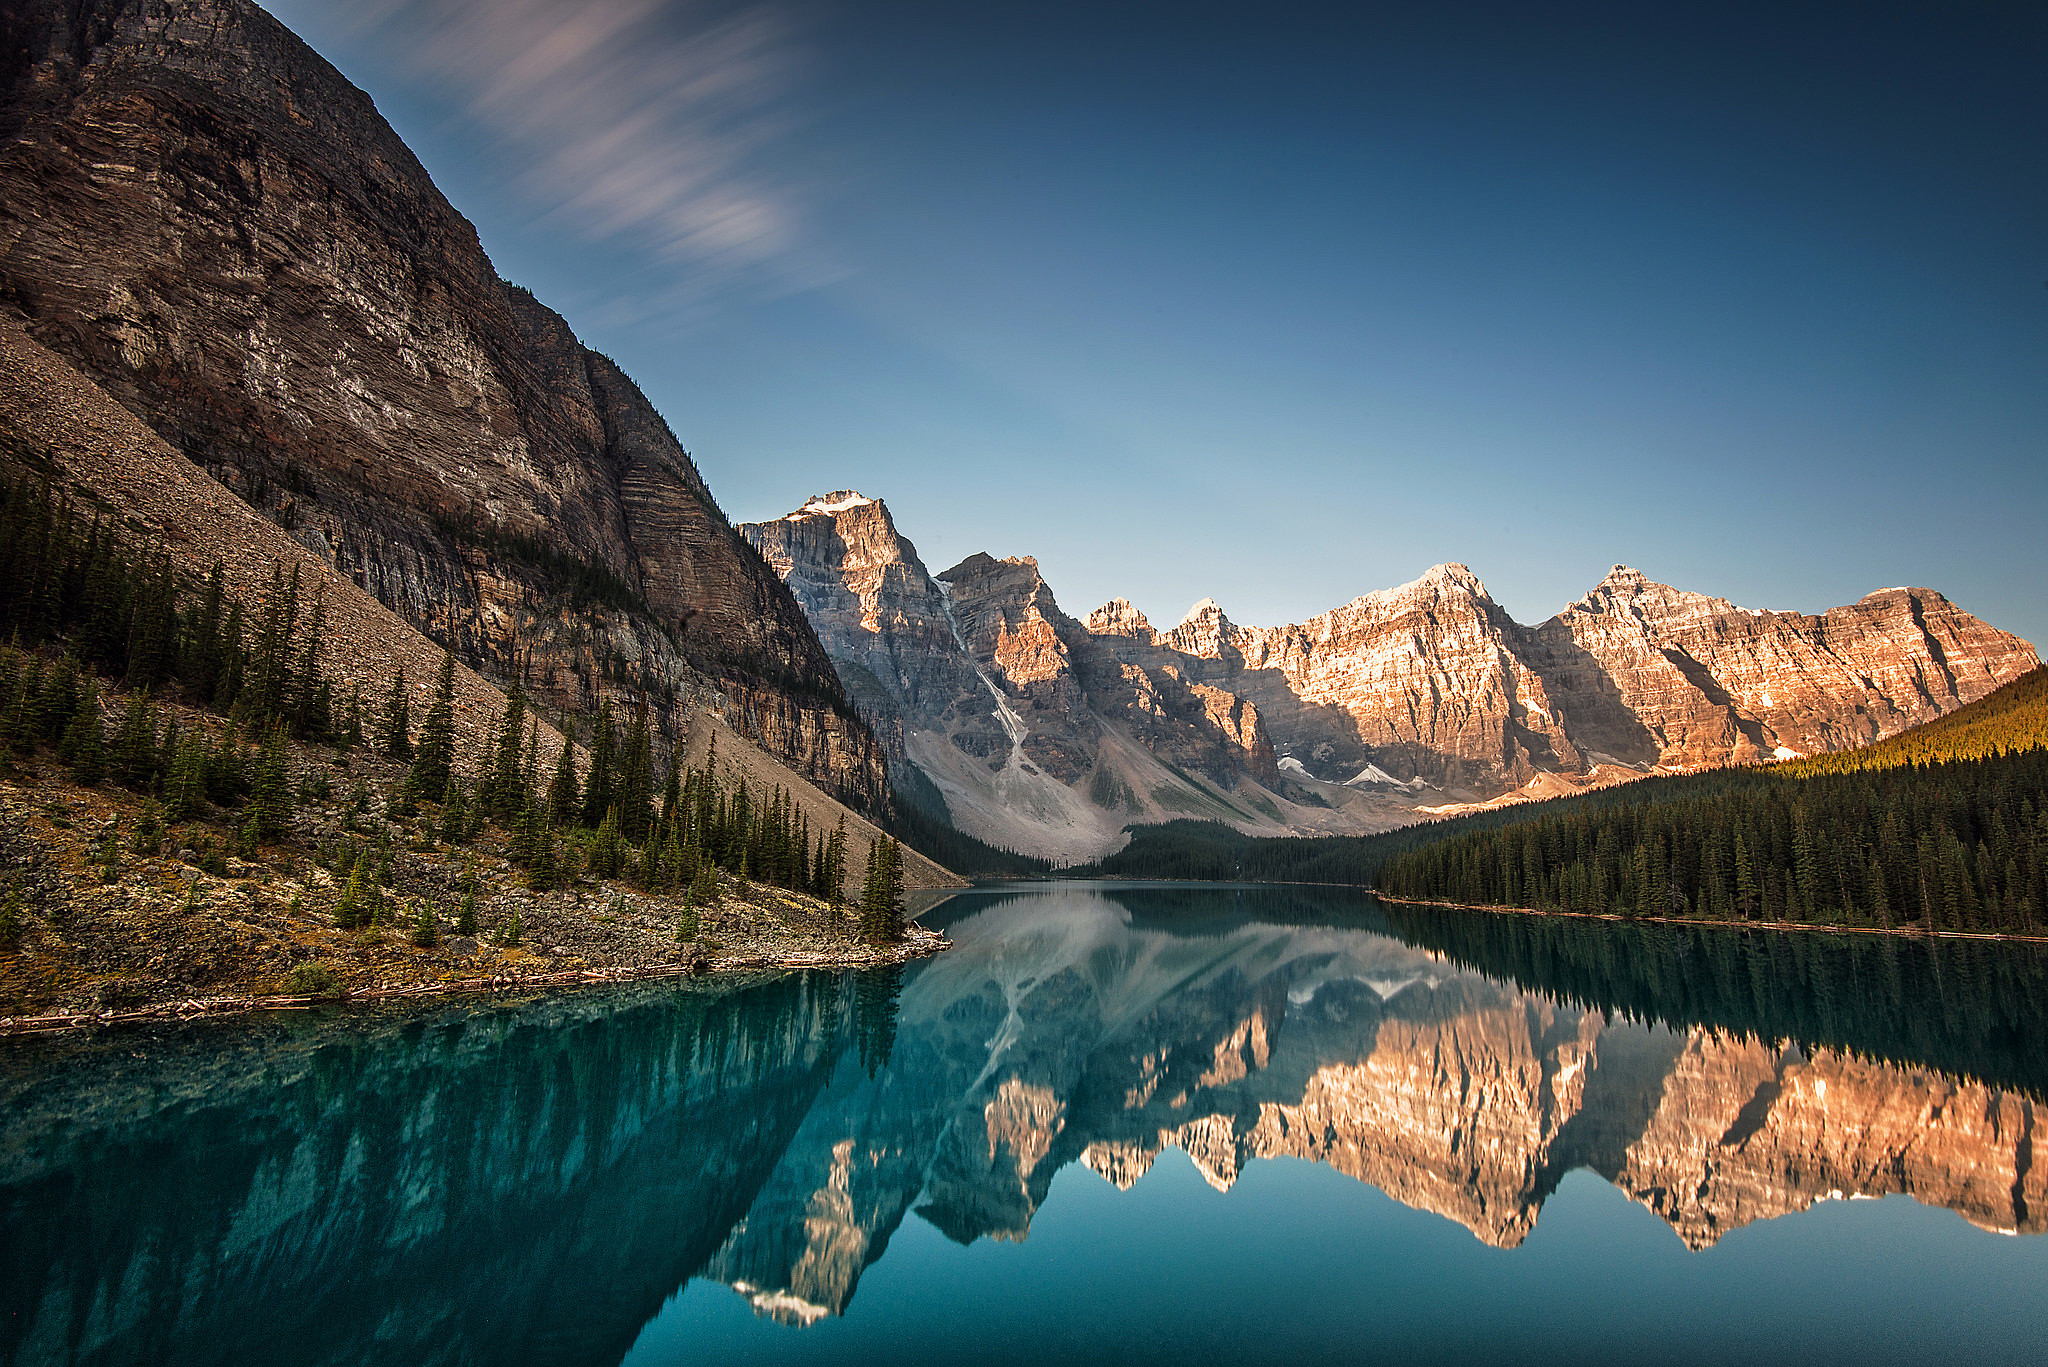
[451, 686, 910, 944]
[1776, 665, 2047, 778]
[0, 475, 365, 744]
[1378, 900, 2048, 1100]
[0, 473, 912, 944]
[1374, 748, 2048, 933]
[1070, 818, 1449, 884]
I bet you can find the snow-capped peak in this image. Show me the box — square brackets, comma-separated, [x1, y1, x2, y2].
[793, 491, 874, 518]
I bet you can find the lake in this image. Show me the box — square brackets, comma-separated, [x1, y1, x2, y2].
[4, 882, 2046, 1366]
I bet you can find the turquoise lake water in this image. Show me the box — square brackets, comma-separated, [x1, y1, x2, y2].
[4, 883, 2045, 1365]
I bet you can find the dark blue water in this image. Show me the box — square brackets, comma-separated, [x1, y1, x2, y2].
[4, 883, 2046, 1366]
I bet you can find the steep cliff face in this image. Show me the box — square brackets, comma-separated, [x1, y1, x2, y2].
[743, 498, 1304, 861]
[1154, 563, 2036, 793]
[1525, 566, 2041, 769]
[0, 0, 883, 805]
[741, 494, 990, 758]
[1116, 565, 1571, 791]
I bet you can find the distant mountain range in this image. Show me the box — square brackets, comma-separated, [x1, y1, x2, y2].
[742, 493, 2038, 861]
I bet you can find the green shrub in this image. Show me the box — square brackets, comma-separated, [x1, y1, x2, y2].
[284, 961, 343, 998]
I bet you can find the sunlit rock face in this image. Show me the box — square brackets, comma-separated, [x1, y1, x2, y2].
[1135, 564, 2036, 791]
[1617, 1035, 2048, 1247]
[1521, 567, 2040, 770]
[741, 494, 989, 761]
[749, 486, 2037, 828]
[1144, 564, 1584, 792]
[0, 0, 884, 804]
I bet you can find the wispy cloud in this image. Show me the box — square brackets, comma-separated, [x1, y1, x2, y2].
[334, 0, 820, 312]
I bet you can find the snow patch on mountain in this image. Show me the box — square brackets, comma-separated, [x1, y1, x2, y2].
[1345, 764, 1426, 790]
[794, 491, 874, 517]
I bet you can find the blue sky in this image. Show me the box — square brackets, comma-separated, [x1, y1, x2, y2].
[272, 0, 2047, 646]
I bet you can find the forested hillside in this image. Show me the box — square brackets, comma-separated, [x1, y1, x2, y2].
[1078, 665, 2048, 939]
[1375, 748, 2048, 933]
[1777, 666, 2047, 777]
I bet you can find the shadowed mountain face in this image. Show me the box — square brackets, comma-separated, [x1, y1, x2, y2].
[0, 0, 884, 806]
[6, 890, 2045, 1362]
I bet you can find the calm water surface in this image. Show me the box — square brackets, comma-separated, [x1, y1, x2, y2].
[4, 883, 2047, 1366]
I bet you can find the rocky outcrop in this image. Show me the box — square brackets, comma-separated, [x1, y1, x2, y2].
[1147, 564, 2036, 793]
[0, 0, 883, 806]
[743, 497, 1300, 860]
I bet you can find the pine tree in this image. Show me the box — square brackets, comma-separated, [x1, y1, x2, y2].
[378, 667, 412, 759]
[334, 852, 371, 930]
[546, 720, 580, 826]
[486, 683, 527, 821]
[686, 859, 719, 916]
[439, 781, 471, 844]
[580, 699, 615, 828]
[877, 838, 905, 944]
[61, 679, 104, 786]
[289, 589, 327, 737]
[186, 561, 227, 702]
[342, 683, 365, 749]
[410, 899, 440, 947]
[111, 692, 157, 791]
[617, 708, 654, 842]
[589, 806, 626, 879]
[164, 731, 208, 821]
[856, 839, 882, 944]
[411, 650, 457, 801]
[248, 725, 293, 842]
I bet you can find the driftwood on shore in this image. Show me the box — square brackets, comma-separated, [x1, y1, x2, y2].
[0, 935, 949, 1038]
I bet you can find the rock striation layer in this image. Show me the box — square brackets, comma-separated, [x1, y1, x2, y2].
[0, 0, 884, 805]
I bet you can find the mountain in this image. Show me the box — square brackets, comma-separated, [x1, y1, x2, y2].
[0, 0, 885, 810]
[745, 496, 1351, 862]
[743, 495, 2037, 861]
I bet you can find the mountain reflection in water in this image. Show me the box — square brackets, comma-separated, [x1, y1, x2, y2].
[2, 883, 2044, 1365]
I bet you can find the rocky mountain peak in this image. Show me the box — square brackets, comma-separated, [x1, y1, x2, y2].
[1087, 598, 1154, 640]
[1420, 562, 1491, 599]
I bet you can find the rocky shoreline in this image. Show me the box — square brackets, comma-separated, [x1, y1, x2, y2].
[0, 924, 949, 1037]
